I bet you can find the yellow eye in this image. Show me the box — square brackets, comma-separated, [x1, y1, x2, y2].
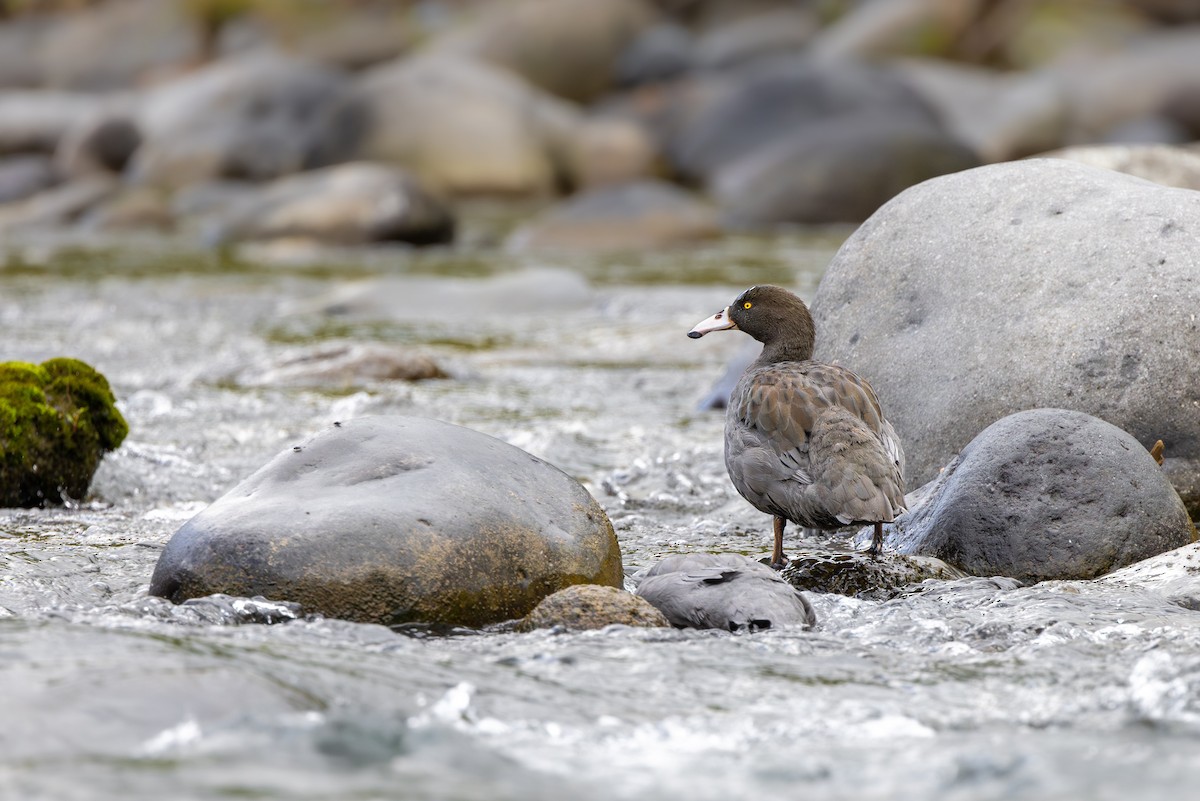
[743, 302, 752, 309]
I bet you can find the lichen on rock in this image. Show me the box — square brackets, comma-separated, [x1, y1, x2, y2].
[0, 357, 128, 507]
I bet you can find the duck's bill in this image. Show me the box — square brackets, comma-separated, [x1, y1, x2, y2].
[687, 306, 737, 338]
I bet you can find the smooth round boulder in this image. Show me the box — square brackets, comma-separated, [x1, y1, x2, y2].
[518, 584, 668, 632]
[634, 553, 816, 631]
[811, 158, 1200, 518]
[149, 416, 624, 628]
[881, 409, 1196, 584]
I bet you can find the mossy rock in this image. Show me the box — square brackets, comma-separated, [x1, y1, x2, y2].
[781, 546, 964, 601]
[0, 357, 128, 507]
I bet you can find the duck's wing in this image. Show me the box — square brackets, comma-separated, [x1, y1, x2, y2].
[728, 362, 904, 524]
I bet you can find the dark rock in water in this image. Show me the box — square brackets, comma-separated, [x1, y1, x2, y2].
[714, 113, 979, 225]
[130, 52, 364, 189]
[149, 416, 623, 628]
[697, 340, 758, 410]
[507, 180, 717, 251]
[0, 358, 128, 507]
[214, 162, 455, 246]
[634, 553, 816, 631]
[781, 547, 963, 601]
[811, 158, 1200, 519]
[0, 155, 57, 204]
[877, 409, 1196, 584]
[519, 584, 668, 632]
[667, 57, 940, 184]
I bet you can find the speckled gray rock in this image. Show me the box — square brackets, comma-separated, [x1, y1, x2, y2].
[876, 409, 1196, 584]
[518, 584, 668, 631]
[811, 158, 1200, 518]
[634, 553, 816, 631]
[149, 416, 623, 628]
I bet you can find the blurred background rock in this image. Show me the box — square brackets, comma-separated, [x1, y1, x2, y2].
[1, 0, 1200, 246]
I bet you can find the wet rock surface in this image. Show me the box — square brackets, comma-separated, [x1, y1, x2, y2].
[634, 553, 816, 631]
[782, 546, 964, 601]
[518, 583, 668, 631]
[812, 158, 1200, 518]
[149, 416, 624, 627]
[881, 409, 1196, 583]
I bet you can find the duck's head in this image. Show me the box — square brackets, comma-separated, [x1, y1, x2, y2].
[688, 285, 815, 361]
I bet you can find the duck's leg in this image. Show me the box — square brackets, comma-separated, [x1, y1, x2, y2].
[868, 522, 884, 557]
[771, 516, 789, 570]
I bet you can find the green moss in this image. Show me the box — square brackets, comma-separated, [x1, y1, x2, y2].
[0, 358, 128, 507]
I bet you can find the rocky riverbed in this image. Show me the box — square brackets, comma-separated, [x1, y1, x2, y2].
[4, 233, 1200, 801]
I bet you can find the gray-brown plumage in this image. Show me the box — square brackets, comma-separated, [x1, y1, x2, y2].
[689, 285, 905, 567]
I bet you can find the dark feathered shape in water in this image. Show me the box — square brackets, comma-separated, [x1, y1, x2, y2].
[634, 553, 816, 631]
[689, 285, 905, 567]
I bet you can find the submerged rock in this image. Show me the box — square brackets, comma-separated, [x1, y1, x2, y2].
[811, 158, 1200, 518]
[149, 416, 623, 628]
[1099, 541, 1200, 611]
[236, 344, 449, 390]
[0, 357, 128, 507]
[781, 547, 963, 601]
[879, 409, 1196, 584]
[519, 584, 668, 631]
[634, 553, 816, 631]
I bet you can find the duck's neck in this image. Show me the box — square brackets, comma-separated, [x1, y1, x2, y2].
[754, 316, 815, 366]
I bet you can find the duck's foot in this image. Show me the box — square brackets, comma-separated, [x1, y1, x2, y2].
[770, 553, 790, 571]
[867, 521, 884, 559]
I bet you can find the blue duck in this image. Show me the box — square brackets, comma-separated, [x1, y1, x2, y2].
[634, 553, 816, 631]
[689, 285, 905, 567]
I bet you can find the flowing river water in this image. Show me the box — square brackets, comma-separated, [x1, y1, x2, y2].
[3, 230, 1200, 800]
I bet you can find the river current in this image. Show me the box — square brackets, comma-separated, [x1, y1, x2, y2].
[3, 232, 1199, 800]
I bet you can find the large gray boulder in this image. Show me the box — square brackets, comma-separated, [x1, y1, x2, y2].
[811, 158, 1200, 518]
[149, 416, 623, 628]
[879, 409, 1196, 583]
